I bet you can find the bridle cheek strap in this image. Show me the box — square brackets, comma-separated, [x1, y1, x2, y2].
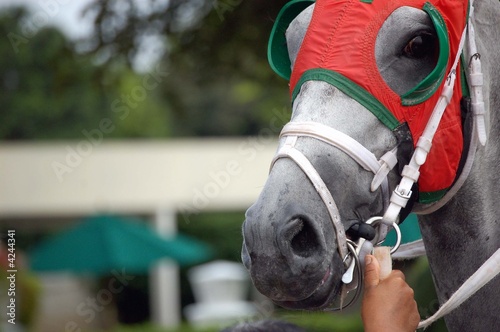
[271, 135, 349, 259]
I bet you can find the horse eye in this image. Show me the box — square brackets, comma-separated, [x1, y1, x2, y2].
[402, 33, 437, 59]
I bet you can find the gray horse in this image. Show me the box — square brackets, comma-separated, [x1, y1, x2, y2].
[242, 0, 500, 330]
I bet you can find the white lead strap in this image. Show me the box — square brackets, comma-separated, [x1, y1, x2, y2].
[466, 7, 487, 146]
[389, 2, 499, 327]
[382, 12, 470, 226]
[414, 0, 487, 216]
[418, 249, 500, 329]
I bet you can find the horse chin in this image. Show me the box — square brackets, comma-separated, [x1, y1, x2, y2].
[272, 265, 344, 310]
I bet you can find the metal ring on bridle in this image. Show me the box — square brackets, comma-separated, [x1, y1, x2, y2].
[326, 241, 363, 312]
[365, 216, 402, 254]
[328, 216, 402, 312]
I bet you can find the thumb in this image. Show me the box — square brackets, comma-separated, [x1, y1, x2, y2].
[364, 255, 380, 288]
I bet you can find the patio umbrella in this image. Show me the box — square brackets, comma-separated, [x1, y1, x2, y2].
[29, 215, 213, 275]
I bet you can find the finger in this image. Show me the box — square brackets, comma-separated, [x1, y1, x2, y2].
[364, 254, 381, 288]
[373, 246, 392, 280]
[390, 270, 406, 281]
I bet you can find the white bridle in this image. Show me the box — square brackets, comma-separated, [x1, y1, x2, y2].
[271, 122, 397, 260]
[270, 0, 500, 325]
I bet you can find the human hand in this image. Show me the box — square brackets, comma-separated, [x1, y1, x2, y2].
[361, 255, 420, 332]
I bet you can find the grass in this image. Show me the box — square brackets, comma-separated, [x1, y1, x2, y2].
[107, 310, 364, 332]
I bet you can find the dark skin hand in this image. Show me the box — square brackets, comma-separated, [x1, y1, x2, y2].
[361, 255, 420, 332]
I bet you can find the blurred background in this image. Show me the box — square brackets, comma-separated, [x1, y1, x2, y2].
[0, 0, 446, 331]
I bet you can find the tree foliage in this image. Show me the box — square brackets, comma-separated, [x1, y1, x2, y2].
[0, 7, 171, 140]
[1, 1, 292, 139]
[1, 8, 109, 139]
[84, 0, 292, 136]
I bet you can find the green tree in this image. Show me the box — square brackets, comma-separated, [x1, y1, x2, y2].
[84, 0, 292, 137]
[1, 1, 293, 139]
[0, 7, 172, 140]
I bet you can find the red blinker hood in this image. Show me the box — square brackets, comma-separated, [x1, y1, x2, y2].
[287, 0, 468, 202]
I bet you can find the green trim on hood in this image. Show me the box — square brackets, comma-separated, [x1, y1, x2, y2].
[292, 69, 401, 130]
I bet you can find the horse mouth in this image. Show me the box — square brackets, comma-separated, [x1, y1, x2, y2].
[272, 265, 343, 310]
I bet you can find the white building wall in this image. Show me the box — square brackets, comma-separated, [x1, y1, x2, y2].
[0, 139, 277, 329]
[0, 139, 276, 218]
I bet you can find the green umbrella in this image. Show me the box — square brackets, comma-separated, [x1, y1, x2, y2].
[29, 215, 213, 275]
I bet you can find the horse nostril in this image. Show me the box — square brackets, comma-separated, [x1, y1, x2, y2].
[286, 217, 322, 258]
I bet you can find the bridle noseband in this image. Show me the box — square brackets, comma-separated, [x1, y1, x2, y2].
[272, 121, 398, 260]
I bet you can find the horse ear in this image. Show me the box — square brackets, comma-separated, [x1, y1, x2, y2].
[268, 0, 315, 80]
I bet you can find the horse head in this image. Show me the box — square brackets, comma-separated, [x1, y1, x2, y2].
[242, 0, 471, 310]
